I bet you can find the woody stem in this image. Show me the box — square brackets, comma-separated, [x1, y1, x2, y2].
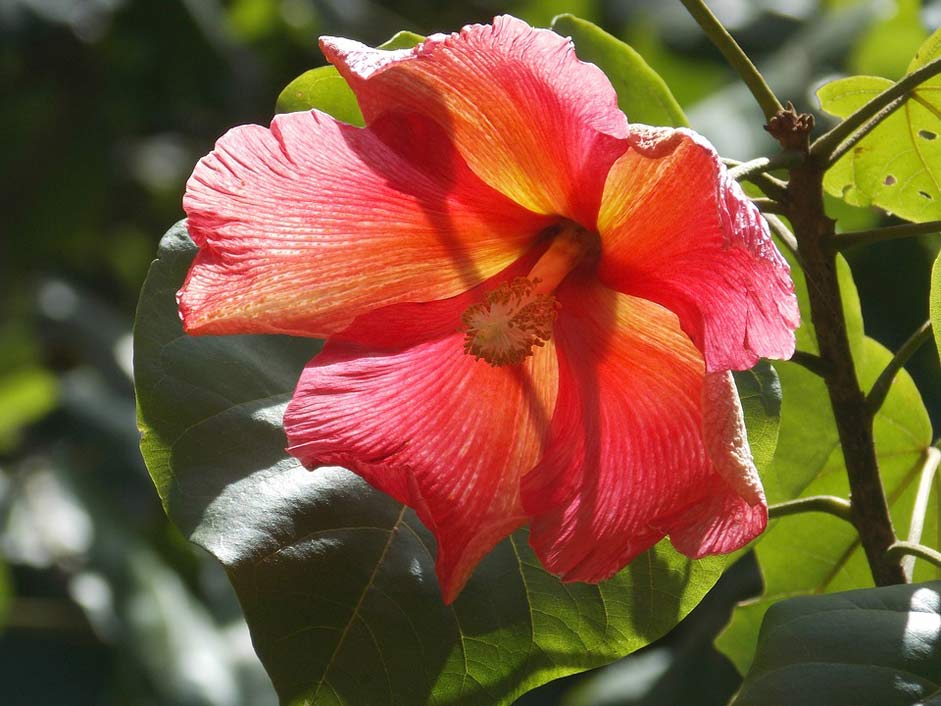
[774, 115, 906, 586]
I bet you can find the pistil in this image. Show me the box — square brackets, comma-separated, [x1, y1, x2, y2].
[461, 221, 599, 366]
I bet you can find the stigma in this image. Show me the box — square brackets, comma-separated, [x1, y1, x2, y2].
[462, 277, 557, 366]
[462, 221, 600, 366]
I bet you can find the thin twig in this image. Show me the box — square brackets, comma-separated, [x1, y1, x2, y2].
[763, 213, 800, 260]
[752, 197, 788, 215]
[811, 57, 941, 161]
[726, 151, 803, 180]
[866, 320, 933, 414]
[678, 0, 783, 120]
[835, 220, 941, 250]
[769, 495, 854, 522]
[790, 350, 831, 377]
[725, 158, 791, 202]
[885, 541, 941, 570]
[900, 447, 941, 580]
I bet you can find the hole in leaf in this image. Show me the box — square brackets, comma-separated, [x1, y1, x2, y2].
[918, 129, 937, 140]
[918, 190, 933, 200]
[884, 174, 897, 186]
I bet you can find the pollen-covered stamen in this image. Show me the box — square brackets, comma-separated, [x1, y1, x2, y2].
[462, 277, 558, 366]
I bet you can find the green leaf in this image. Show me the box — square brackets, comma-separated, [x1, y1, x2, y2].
[732, 361, 782, 475]
[716, 245, 935, 674]
[733, 581, 941, 706]
[135, 223, 779, 706]
[377, 30, 424, 51]
[551, 14, 688, 128]
[820, 27, 941, 223]
[275, 67, 364, 123]
[274, 31, 423, 120]
[932, 251, 941, 358]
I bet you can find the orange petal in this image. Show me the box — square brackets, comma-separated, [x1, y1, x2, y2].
[522, 275, 766, 582]
[180, 110, 551, 337]
[321, 15, 628, 226]
[597, 125, 798, 372]
[284, 262, 558, 604]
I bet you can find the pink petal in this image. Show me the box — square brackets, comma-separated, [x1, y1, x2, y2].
[521, 276, 767, 582]
[284, 263, 558, 604]
[180, 109, 551, 337]
[597, 125, 799, 373]
[321, 15, 628, 227]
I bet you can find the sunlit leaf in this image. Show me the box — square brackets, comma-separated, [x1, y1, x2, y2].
[134, 223, 780, 706]
[716, 243, 935, 674]
[551, 14, 688, 128]
[932, 251, 941, 358]
[733, 582, 941, 706]
[276, 67, 363, 122]
[820, 27, 941, 223]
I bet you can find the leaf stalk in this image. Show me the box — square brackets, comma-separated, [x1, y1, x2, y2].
[768, 495, 853, 523]
[810, 57, 941, 162]
[866, 320, 933, 415]
[885, 541, 941, 571]
[835, 220, 941, 250]
[899, 447, 941, 580]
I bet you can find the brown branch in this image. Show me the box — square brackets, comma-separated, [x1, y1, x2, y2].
[771, 104, 906, 586]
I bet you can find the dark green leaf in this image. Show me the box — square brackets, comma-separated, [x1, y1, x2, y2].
[733, 581, 941, 706]
[134, 223, 778, 706]
[551, 14, 688, 128]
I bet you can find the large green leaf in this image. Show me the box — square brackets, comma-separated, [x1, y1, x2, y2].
[135, 224, 781, 706]
[820, 27, 941, 223]
[716, 244, 935, 674]
[932, 251, 941, 358]
[551, 14, 688, 128]
[733, 581, 941, 706]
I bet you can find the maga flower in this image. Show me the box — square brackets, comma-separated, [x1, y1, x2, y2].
[178, 16, 799, 604]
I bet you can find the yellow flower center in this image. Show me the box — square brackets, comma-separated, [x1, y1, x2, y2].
[462, 222, 599, 366]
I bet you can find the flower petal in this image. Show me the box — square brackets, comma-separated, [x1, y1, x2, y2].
[180, 109, 551, 337]
[521, 276, 766, 582]
[597, 125, 799, 372]
[284, 271, 558, 604]
[321, 15, 628, 226]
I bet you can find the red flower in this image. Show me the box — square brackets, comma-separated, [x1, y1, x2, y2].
[178, 16, 799, 604]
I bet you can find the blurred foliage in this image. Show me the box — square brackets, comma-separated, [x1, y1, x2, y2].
[2, 0, 941, 705]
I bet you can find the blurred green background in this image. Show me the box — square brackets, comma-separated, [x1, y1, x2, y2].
[2, 0, 939, 704]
